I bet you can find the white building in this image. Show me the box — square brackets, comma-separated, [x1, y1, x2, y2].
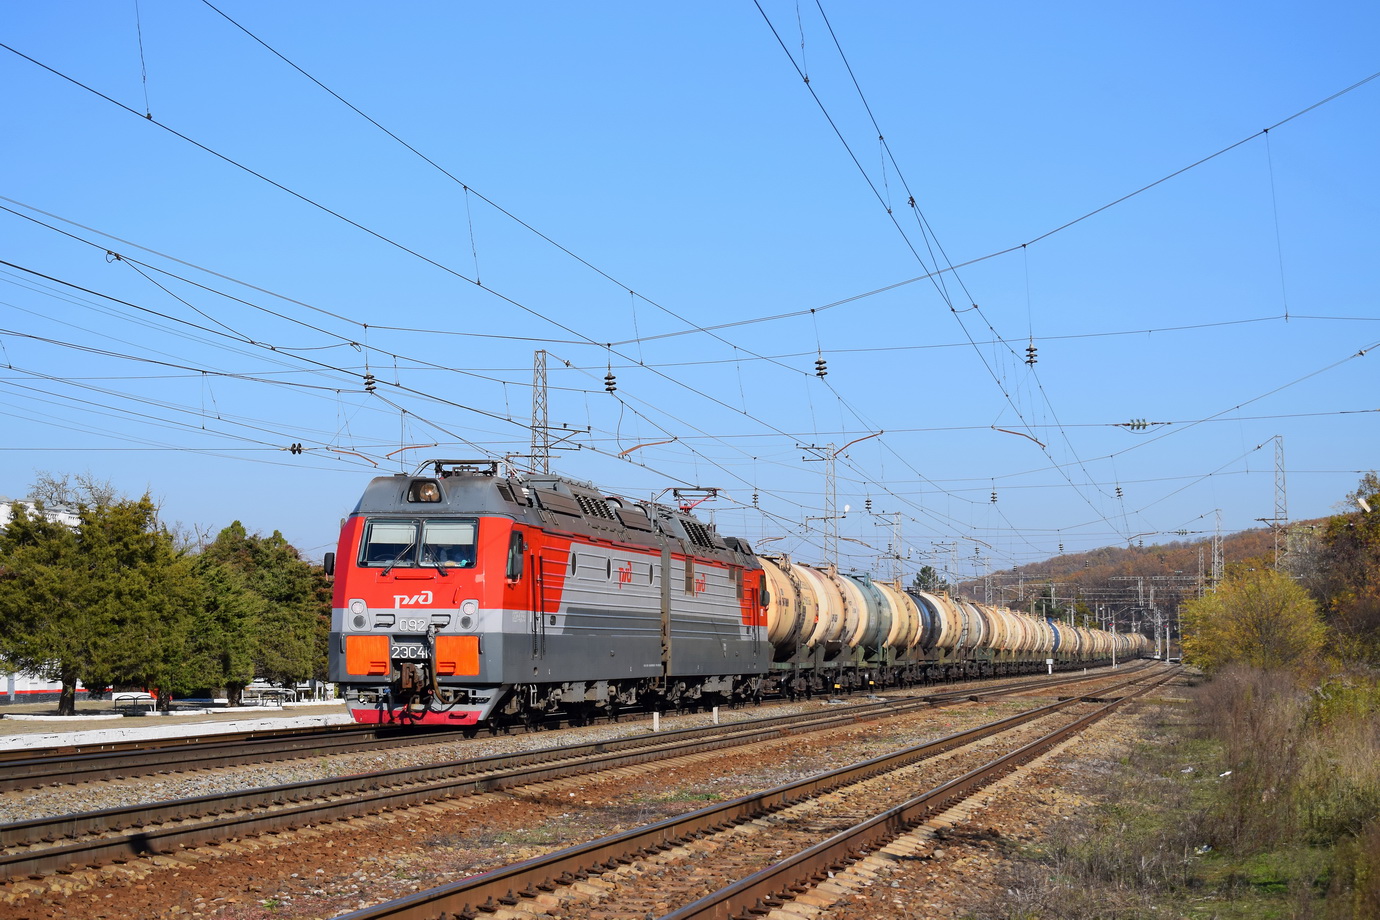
[0, 496, 83, 531]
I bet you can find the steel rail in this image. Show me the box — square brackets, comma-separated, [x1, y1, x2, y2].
[0, 697, 927, 878]
[0, 725, 474, 791]
[319, 667, 1174, 920]
[0, 721, 378, 764]
[662, 669, 1179, 920]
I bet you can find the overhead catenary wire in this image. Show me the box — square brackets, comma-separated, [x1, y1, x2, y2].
[3, 20, 1374, 572]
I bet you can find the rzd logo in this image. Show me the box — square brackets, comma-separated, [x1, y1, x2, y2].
[617, 562, 633, 587]
[694, 574, 707, 594]
[393, 591, 434, 608]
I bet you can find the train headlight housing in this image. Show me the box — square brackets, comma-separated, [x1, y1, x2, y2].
[348, 598, 368, 630]
[459, 598, 479, 630]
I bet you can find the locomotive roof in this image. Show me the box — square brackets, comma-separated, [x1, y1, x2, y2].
[351, 465, 755, 562]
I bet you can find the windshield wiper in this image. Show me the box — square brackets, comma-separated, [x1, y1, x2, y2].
[381, 540, 416, 576]
[421, 546, 450, 577]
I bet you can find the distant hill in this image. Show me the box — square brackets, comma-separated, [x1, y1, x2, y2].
[954, 521, 1323, 627]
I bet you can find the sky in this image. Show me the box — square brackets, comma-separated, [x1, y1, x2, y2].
[2, 2, 1378, 582]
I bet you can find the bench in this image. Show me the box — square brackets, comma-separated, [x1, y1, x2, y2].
[113, 692, 156, 713]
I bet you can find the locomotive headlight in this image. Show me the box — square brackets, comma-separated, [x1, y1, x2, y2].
[459, 598, 479, 631]
[348, 598, 368, 630]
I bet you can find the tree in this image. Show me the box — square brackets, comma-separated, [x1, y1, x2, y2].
[187, 557, 261, 705]
[27, 471, 117, 508]
[0, 488, 198, 714]
[1181, 566, 1326, 674]
[196, 522, 328, 696]
[911, 566, 949, 594]
[1308, 473, 1380, 664]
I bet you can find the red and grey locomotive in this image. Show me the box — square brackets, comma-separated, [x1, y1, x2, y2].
[327, 460, 767, 727]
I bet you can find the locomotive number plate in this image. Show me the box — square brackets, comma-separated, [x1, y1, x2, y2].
[391, 643, 428, 661]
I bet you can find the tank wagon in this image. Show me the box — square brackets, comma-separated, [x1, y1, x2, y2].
[326, 461, 1149, 727]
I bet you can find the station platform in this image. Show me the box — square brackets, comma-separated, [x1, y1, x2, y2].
[0, 700, 353, 750]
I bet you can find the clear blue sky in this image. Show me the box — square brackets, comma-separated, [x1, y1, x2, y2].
[3, 2, 1378, 582]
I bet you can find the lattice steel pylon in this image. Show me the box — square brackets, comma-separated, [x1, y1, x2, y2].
[1273, 435, 1289, 567]
[1211, 508, 1224, 590]
[798, 442, 842, 567]
[530, 349, 549, 474]
[1254, 435, 1290, 568]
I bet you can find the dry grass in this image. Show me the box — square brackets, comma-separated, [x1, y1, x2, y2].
[971, 666, 1380, 920]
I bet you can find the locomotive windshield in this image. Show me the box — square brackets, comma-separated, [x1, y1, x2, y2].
[360, 519, 477, 568]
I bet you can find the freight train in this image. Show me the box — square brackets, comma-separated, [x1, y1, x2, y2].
[326, 461, 1149, 727]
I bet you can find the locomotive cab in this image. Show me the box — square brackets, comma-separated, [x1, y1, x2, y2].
[329, 461, 524, 725]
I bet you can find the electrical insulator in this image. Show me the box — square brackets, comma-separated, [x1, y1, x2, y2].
[990, 490, 998, 503]
[1059, 543, 1064, 554]
[289, 442, 303, 455]
[752, 492, 759, 507]
[865, 498, 872, 512]
[363, 373, 376, 393]
[1115, 486, 1123, 499]
[1025, 342, 1038, 366]
[814, 356, 827, 378]
[604, 371, 617, 393]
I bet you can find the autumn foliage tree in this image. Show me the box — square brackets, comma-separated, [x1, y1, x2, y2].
[1182, 565, 1326, 674]
[1308, 474, 1380, 664]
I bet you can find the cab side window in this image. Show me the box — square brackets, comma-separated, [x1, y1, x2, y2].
[506, 531, 525, 580]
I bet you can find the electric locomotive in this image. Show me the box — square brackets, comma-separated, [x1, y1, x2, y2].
[326, 460, 768, 727]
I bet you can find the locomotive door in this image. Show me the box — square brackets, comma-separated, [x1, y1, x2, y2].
[529, 548, 547, 659]
[529, 547, 566, 659]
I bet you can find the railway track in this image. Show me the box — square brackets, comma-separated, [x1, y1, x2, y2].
[330, 665, 1178, 920]
[0, 723, 469, 792]
[0, 664, 1158, 882]
[1, 662, 1153, 792]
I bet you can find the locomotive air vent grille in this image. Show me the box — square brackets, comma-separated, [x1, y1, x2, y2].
[574, 493, 617, 520]
[679, 517, 718, 550]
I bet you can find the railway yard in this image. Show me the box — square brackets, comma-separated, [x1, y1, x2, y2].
[0, 662, 1184, 920]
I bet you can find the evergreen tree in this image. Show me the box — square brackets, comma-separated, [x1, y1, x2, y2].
[198, 522, 328, 695]
[188, 558, 261, 705]
[911, 565, 948, 594]
[0, 491, 197, 714]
